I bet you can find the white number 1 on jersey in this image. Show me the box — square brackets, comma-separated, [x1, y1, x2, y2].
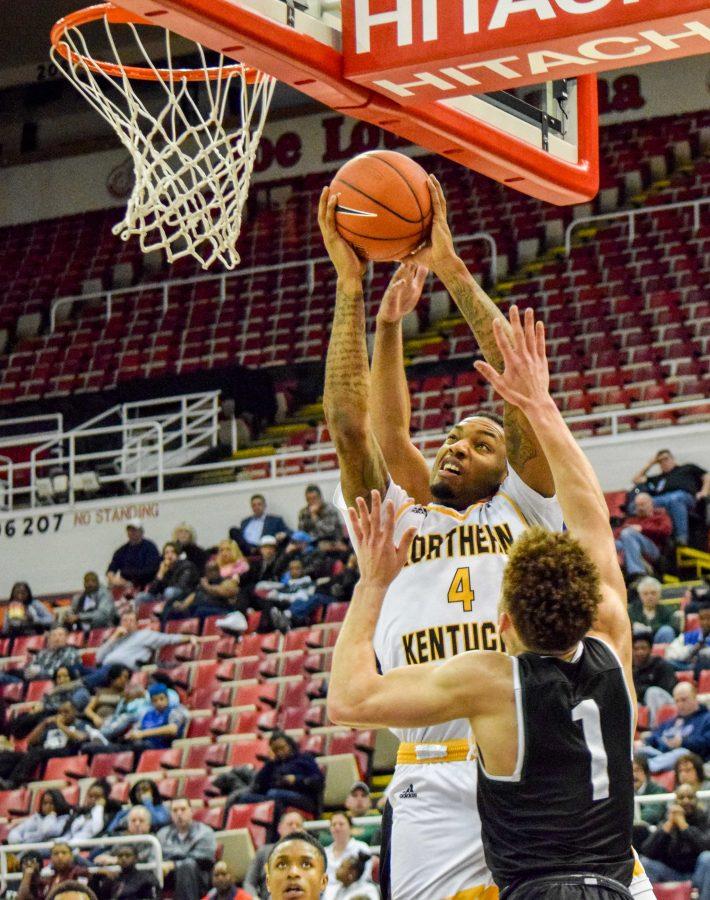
[572, 699, 610, 801]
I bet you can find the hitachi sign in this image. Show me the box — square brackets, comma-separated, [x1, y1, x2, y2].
[353, 0, 645, 54]
[369, 21, 710, 97]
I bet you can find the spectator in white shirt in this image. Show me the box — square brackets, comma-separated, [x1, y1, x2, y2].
[324, 813, 372, 900]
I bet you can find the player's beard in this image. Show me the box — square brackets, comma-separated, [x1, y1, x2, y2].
[431, 480, 456, 503]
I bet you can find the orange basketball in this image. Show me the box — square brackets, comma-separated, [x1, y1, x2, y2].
[331, 151, 432, 262]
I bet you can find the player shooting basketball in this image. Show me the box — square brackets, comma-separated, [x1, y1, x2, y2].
[319, 179, 563, 900]
[328, 306, 639, 900]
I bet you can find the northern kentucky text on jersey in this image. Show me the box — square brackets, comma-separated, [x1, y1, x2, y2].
[406, 521, 514, 565]
[403, 620, 502, 664]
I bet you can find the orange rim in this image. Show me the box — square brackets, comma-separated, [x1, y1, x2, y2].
[50, 2, 258, 83]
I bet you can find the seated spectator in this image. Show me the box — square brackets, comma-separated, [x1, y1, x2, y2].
[158, 797, 216, 900]
[16, 843, 88, 900]
[58, 572, 116, 633]
[2, 582, 54, 637]
[256, 559, 326, 633]
[632, 631, 677, 726]
[83, 668, 146, 742]
[94, 843, 160, 900]
[666, 602, 710, 675]
[675, 752, 710, 792]
[172, 522, 209, 573]
[106, 521, 161, 591]
[213, 540, 250, 581]
[236, 731, 323, 825]
[64, 778, 120, 843]
[0, 700, 89, 789]
[324, 813, 372, 900]
[231, 493, 290, 554]
[265, 832, 328, 900]
[321, 783, 379, 848]
[202, 860, 252, 900]
[616, 493, 672, 581]
[633, 450, 709, 546]
[640, 784, 710, 894]
[298, 484, 343, 544]
[633, 755, 667, 830]
[7, 788, 72, 844]
[139, 542, 200, 611]
[107, 792, 166, 838]
[125, 683, 187, 750]
[252, 535, 286, 582]
[628, 578, 678, 645]
[636, 682, 710, 772]
[85, 609, 194, 688]
[333, 852, 379, 900]
[93, 802, 161, 865]
[243, 810, 305, 899]
[25, 626, 82, 681]
[164, 560, 240, 625]
[329, 553, 359, 604]
[8, 665, 91, 739]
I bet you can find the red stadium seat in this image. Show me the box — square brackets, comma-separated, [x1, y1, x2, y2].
[89, 752, 134, 778]
[0, 789, 30, 818]
[44, 755, 89, 781]
[656, 704, 678, 725]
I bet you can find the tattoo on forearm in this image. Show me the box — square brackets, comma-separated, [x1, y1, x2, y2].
[446, 272, 506, 372]
[324, 284, 370, 417]
[504, 406, 540, 468]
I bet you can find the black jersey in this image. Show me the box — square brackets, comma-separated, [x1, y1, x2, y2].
[477, 636, 635, 893]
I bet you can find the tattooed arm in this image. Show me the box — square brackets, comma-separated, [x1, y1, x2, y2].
[319, 188, 389, 508]
[371, 264, 432, 505]
[414, 177, 555, 497]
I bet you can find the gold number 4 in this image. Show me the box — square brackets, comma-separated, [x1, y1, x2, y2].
[448, 567, 475, 612]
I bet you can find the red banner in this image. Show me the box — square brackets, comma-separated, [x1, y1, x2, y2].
[342, 0, 710, 99]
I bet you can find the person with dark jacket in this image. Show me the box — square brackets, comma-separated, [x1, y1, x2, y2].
[141, 542, 200, 617]
[633, 631, 677, 725]
[636, 681, 710, 772]
[640, 784, 710, 893]
[234, 731, 323, 834]
[633, 449, 709, 545]
[103, 844, 160, 899]
[107, 521, 161, 590]
[231, 494, 290, 554]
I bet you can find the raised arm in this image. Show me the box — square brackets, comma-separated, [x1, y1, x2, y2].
[371, 264, 432, 504]
[415, 177, 554, 498]
[475, 307, 631, 671]
[319, 187, 388, 508]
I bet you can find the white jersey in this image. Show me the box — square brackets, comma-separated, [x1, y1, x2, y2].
[336, 465, 563, 745]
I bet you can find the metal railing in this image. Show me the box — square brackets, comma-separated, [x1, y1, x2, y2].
[564, 197, 710, 256]
[0, 392, 221, 509]
[0, 395, 705, 511]
[48, 231, 498, 332]
[0, 833, 164, 893]
[0, 414, 63, 448]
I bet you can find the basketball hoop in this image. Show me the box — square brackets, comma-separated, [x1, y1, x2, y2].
[50, 3, 276, 269]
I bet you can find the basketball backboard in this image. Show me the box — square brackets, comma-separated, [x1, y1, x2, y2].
[72, 0, 710, 204]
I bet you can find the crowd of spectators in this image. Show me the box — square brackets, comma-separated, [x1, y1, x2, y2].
[0, 455, 707, 897]
[0, 483, 387, 898]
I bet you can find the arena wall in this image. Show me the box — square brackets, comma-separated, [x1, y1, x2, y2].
[3, 422, 708, 594]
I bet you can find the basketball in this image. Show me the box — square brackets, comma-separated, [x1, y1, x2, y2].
[331, 150, 433, 262]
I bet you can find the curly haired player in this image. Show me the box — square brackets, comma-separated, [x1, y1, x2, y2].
[328, 306, 647, 900]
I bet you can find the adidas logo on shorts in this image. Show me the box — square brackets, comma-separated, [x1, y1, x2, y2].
[399, 783, 417, 799]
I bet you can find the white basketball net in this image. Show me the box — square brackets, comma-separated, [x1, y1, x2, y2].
[51, 14, 276, 269]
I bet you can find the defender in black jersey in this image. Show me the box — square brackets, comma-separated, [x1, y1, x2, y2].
[328, 307, 641, 900]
